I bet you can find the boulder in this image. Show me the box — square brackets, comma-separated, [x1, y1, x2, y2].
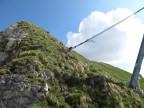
[0, 74, 48, 108]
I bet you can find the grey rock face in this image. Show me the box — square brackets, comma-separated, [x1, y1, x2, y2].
[0, 22, 28, 62]
[5, 38, 17, 51]
[0, 74, 48, 108]
[0, 52, 8, 61]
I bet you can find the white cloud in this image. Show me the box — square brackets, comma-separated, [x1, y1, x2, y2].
[66, 8, 144, 73]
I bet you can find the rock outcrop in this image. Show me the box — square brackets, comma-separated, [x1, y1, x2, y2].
[0, 22, 28, 62]
[0, 22, 49, 108]
[0, 75, 39, 108]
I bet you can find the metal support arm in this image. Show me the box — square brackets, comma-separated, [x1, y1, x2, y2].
[129, 35, 144, 89]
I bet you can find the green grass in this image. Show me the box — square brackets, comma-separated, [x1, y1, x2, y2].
[28, 100, 51, 108]
[140, 78, 144, 90]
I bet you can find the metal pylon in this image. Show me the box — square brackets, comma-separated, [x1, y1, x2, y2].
[129, 35, 144, 89]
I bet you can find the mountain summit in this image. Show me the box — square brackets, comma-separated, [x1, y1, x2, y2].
[0, 21, 143, 108]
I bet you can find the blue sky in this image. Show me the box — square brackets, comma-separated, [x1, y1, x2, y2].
[1, 0, 144, 75]
[1, 0, 144, 43]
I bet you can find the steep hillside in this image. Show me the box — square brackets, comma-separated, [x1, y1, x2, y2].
[0, 21, 143, 108]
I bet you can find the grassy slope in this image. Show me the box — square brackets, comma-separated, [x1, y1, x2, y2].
[1, 21, 144, 108]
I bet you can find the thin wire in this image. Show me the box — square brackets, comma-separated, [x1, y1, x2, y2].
[70, 7, 144, 50]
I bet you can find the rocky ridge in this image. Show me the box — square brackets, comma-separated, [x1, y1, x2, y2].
[0, 21, 143, 108]
[0, 22, 48, 108]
